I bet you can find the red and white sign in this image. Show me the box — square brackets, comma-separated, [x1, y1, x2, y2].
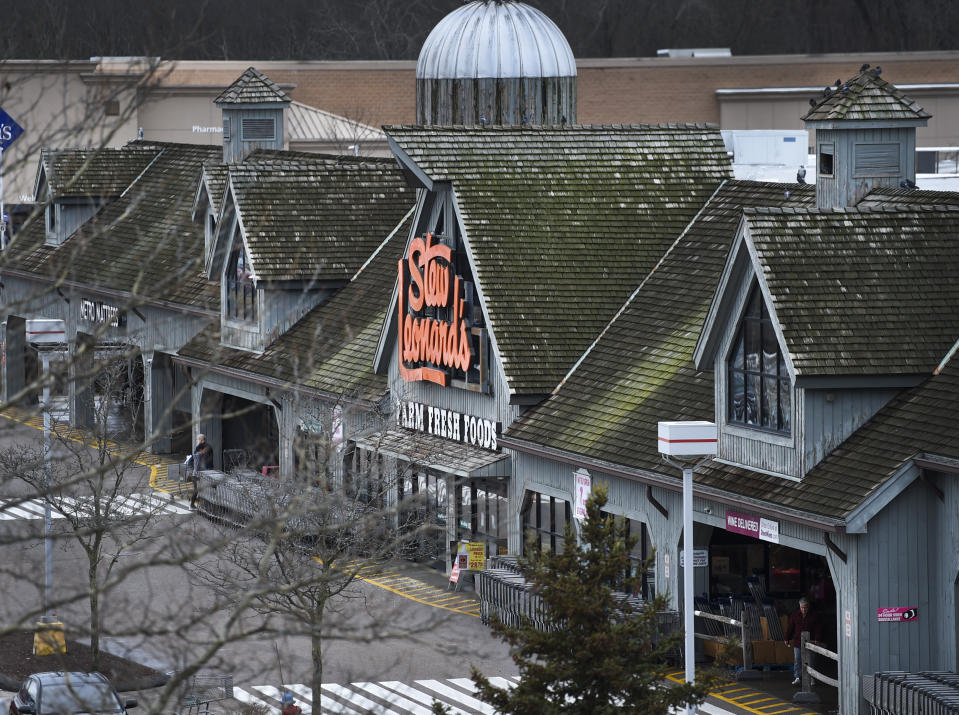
[877, 607, 917, 622]
[726, 509, 779, 544]
[844, 610, 852, 637]
[449, 562, 461, 584]
[573, 469, 591, 521]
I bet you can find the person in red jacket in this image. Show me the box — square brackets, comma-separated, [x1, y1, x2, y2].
[784, 596, 822, 686]
[280, 693, 301, 715]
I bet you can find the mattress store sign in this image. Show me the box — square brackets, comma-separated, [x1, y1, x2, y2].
[397, 232, 483, 389]
[397, 400, 499, 451]
[79, 299, 125, 328]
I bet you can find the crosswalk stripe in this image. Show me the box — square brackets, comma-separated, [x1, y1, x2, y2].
[379, 682, 471, 715]
[322, 683, 394, 714]
[352, 683, 433, 715]
[414, 680, 497, 715]
[0, 493, 191, 522]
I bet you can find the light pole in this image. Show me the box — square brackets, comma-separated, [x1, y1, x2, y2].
[658, 420, 717, 715]
[26, 319, 66, 623]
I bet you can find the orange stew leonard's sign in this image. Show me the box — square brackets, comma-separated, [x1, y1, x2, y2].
[398, 232, 475, 386]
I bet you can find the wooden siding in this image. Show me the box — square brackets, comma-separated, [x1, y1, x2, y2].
[261, 286, 330, 347]
[50, 201, 99, 246]
[221, 107, 285, 163]
[816, 127, 916, 208]
[857, 479, 943, 675]
[416, 76, 576, 126]
[802, 388, 900, 472]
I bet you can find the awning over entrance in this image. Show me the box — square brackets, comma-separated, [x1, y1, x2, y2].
[355, 428, 510, 479]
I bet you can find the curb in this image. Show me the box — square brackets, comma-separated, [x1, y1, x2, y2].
[0, 670, 168, 693]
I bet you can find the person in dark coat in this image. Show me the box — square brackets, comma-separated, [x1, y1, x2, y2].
[784, 596, 823, 686]
[190, 433, 214, 510]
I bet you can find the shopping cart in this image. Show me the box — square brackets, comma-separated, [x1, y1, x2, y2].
[174, 673, 234, 715]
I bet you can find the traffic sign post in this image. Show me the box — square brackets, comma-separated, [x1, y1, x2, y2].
[0, 108, 26, 247]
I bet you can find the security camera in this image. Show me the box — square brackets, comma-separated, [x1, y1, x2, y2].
[703, 507, 712, 514]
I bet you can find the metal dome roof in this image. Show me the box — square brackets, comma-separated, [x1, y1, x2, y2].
[417, 0, 576, 80]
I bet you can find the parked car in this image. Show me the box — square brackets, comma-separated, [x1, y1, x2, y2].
[8, 672, 136, 715]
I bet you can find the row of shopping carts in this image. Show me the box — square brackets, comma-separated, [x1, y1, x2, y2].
[865, 671, 959, 715]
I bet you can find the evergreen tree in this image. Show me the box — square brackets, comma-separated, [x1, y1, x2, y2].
[472, 484, 724, 714]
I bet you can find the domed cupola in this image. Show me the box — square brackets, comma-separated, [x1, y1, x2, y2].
[416, 0, 577, 126]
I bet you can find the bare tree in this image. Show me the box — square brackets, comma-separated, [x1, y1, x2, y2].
[0, 349, 165, 669]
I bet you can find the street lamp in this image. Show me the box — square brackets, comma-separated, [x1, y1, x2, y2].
[26, 318, 66, 623]
[658, 420, 717, 715]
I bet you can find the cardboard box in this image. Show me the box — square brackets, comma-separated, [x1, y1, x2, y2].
[775, 641, 795, 664]
[760, 616, 771, 640]
[703, 639, 743, 666]
[751, 640, 774, 664]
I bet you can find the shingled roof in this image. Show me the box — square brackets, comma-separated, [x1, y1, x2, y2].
[39, 146, 159, 199]
[178, 212, 414, 403]
[5, 141, 221, 310]
[745, 206, 959, 376]
[802, 67, 931, 123]
[224, 157, 415, 282]
[214, 67, 291, 105]
[505, 180, 814, 466]
[385, 124, 734, 397]
[506, 184, 959, 523]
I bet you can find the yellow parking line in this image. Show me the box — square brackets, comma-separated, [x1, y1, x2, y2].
[0, 406, 178, 493]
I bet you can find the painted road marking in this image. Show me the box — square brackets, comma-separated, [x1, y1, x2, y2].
[666, 669, 819, 715]
[0, 493, 190, 521]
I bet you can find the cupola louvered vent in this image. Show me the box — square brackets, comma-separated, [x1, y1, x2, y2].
[241, 118, 275, 141]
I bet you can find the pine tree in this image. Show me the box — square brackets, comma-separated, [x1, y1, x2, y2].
[472, 484, 722, 714]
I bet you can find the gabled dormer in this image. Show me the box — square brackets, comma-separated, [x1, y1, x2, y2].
[209, 158, 416, 354]
[214, 67, 291, 164]
[191, 163, 230, 266]
[802, 66, 930, 209]
[694, 208, 943, 479]
[34, 146, 158, 246]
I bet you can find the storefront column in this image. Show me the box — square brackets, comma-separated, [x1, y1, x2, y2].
[275, 394, 295, 479]
[143, 351, 174, 453]
[646, 486, 683, 611]
[194, 384, 223, 469]
[3, 316, 25, 405]
[824, 531, 861, 715]
[445, 473, 456, 572]
[70, 331, 95, 429]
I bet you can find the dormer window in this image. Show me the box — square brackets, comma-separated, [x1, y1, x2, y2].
[226, 243, 256, 322]
[727, 282, 791, 435]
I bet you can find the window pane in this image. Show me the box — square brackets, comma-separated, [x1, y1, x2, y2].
[540, 495, 550, 531]
[762, 323, 778, 374]
[746, 373, 760, 424]
[763, 375, 778, 428]
[731, 332, 744, 370]
[729, 369, 745, 420]
[553, 498, 566, 535]
[477, 488, 487, 531]
[745, 319, 760, 372]
[779, 379, 792, 431]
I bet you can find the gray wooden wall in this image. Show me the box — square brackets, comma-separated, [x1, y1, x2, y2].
[815, 126, 917, 208]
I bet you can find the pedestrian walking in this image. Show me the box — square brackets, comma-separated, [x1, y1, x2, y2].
[280, 693, 301, 715]
[190, 433, 214, 510]
[784, 596, 822, 687]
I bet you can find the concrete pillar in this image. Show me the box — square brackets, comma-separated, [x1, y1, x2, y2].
[824, 532, 862, 715]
